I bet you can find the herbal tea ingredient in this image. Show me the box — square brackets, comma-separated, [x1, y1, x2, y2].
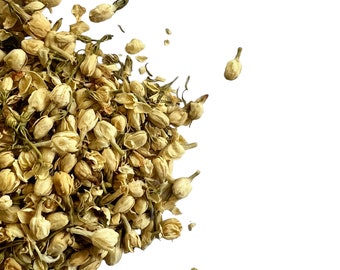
[0, 0, 208, 269]
[224, 47, 243, 81]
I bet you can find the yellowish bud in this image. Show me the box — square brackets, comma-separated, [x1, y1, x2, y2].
[50, 83, 72, 108]
[52, 171, 74, 196]
[224, 47, 243, 80]
[172, 171, 200, 199]
[123, 130, 148, 150]
[160, 218, 182, 240]
[0, 169, 19, 194]
[0, 195, 12, 210]
[147, 109, 170, 128]
[27, 88, 50, 112]
[3, 257, 22, 270]
[51, 131, 80, 155]
[33, 115, 54, 140]
[113, 195, 135, 213]
[0, 151, 15, 169]
[80, 54, 98, 77]
[34, 175, 53, 196]
[111, 114, 127, 133]
[46, 231, 71, 257]
[46, 212, 70, 231]
[125, 38, 145, 54]
[3, 49, 27, 71]
[21, 38, 45, 56]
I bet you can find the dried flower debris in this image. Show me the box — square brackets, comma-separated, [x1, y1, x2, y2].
[0, 0, 208, 269]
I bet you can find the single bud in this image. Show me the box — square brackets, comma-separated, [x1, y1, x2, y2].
[187, 94, 208, 121]
[33, 115, 55, 140]
[89, 4, 115, 23]
[51, 131, 80, 155]
[0, 205, 20, 223]
[68, 249, 91, 267]
[50, 83, 72, 108]
[161, 140, 185, 160]
[73, 160, 98, 184]
[29, 202, 51, 240]
[80, 54, 98, 77]
[0, 76, 13, 93]
[133, 197, 148, 215]
[102, 147, 120, 172]
[0, 151, 15, 169]
[58, 153, 77, 173]
[46, 212, 70, 231]
[27, 88, 50, 112]
[3, 49, 27, 71]
[3, 257, 22, 270]
[18, 149, 38, 172]
[152, 156, 170, 181]
[129, 80, 145, 97]
[111, 114, 127, 133]
[46, 231, 71, 257]
[224, 47, 242, 81]
[77, 108, 98, 140]
[121, 214, 142, 252]
[172, 170, 200, 199]
[34, 175, 53, 196]
[168, 109, 188, 127]
[94, 120, 124, 155]
[68, 227, 119, 252]
[125, 38, 145, 54]
[5, 223, 24, 241]
[21, 38, 45, 56]
[104, 245, 123, 266]
[24, 1, 46, 14]
[128, 180, 144, 197]
[0, 169, 19, 194]
[147, 109, 170, 128]
[123, 130, 148, 150]
[52, 171, 74, 196]
[132, 213, 151, 230]
[57, 114, 77, 132]
[0, 195, 12, 210]
[113, 195, 135, 213]
[160, 218, 182, 240]
[151, 136, 168, 151]
[24, 11, 51, 39]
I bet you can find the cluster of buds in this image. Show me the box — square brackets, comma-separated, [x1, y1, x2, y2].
[0, 0, 208, 269]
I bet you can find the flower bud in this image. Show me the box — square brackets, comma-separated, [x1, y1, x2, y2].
[172, 170, 200, 199]
[125, 38, 145, 54]
[0, 169, 19, 194]
[46, 212, 69, 231]
[147, 109, 170, 128]
[46, 231, 71, 257]
[0, 151, 15, 169]
[29, 203, 51, 240]
[3, 257, 22, 270]
[129, 80, 145, 97]
[3, 49, 27, 71]
[113, 195, 135, 213]
[160, 218, 182, 240]
[58, 153, 77, 173]
[0, 195, 12, 210]
[33, 115, 54, 139]
[102, 147, 120, 172]
[69, 227, 119, 252]
[111, 114, 127, 133]
[51, 131, 80, 155]
[18, 149, 38, 172]
[0, 76, 13, 93]
[132, 213, 151, 230]
[21, 38, 45, 56]
[169, 109, 188, 127]
[104, 246, 123, 266]
[80, 54, 98, 77]
[89, 4, 115, 23]
[133, 198, 148, 215]
[34, 175, 53, 196]
[0, 205, 20, 223]
[24, 1, 46, 14]
[52, 171, 74, 196]
[123, 130, 148, 150]
[161, 140, 185, 160]
[27, 88, 50, 112]
[50, 83, 72, 108]
[24, 11, 51, 39]
[5, 223, 24, 241]
[128, 180, 144, 197]
[73, 160, 98, 183]
[94, 120, 124, 155]
[224, 47, 242, 80]
[77, 108, 98, 139]
[152, 156, 170, 181]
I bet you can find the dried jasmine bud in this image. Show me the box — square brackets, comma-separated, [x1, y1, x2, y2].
[160, 218, 182, 240]
[224, 47, 243, 81]
[3, 49, 27, 71]
[125, 38, 145, 54]
[172, 170, 200, 199]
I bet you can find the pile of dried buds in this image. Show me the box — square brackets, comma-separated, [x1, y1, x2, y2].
[0, 0, 208, 269]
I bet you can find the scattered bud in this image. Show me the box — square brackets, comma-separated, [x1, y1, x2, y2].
[224, 47, 243, 80]
[3, 49, 27, 71]
[160, 218, 182, 240]
[125, 39, 145, 54]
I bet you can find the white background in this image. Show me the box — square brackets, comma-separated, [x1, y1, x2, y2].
[47, 1, 340, 269]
